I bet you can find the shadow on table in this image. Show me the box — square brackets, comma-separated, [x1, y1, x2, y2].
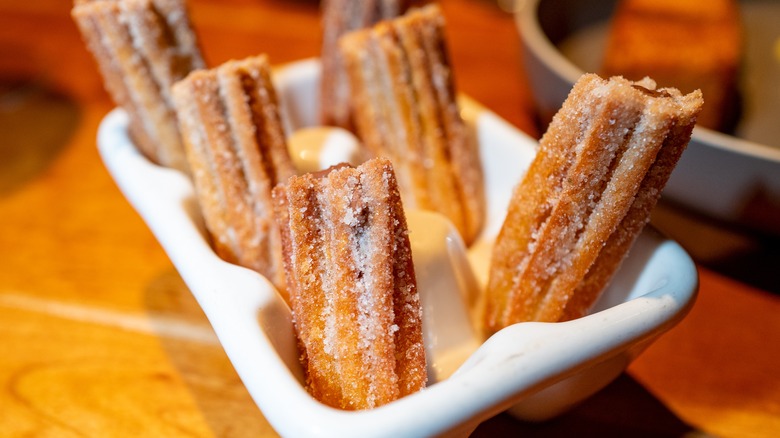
[700, 224, 780, 295]
[651, 200, 780, 296]
[0, 79, 79, 196]
[143, 268, 277, 436]
[472, 373, 700, 437]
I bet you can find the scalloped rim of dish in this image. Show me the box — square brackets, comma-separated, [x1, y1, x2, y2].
[96, 58, 698, 437]
[515, 0, 780, 164]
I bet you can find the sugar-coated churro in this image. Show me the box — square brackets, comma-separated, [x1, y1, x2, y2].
[72, 0, 204, 172]
[319, 0, 408, 129]
[485, 74, 702, 332]
[272, 158, 426, 410]
[172, 54, 295, 295]
[339, 4, 485, 245]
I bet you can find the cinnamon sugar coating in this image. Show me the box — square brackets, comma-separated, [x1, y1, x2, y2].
[339, 4, 485, 245]
[319, 0, 408, 129]
[485, 74, 703, 332]
[72, 0, 204, 172]
[172, 55, 295, 295]
[272, 158, 426, 410]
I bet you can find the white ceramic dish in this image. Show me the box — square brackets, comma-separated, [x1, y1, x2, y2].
[97, 58, 698, 437]
[517, 0, 780, 235]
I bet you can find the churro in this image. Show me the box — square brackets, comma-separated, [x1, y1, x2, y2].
[172, 55, 295, 295]
[319, 0, 408, 129]
[72, 0, 204, 172]
[484, 74, 702, 332]
[339, 4, 485, 245]
[272, 158, 426, 410]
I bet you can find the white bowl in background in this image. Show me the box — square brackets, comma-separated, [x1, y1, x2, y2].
[517, 0, 780, 235]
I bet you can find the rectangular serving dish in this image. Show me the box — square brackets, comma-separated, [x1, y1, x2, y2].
[97, 58, 697, 437]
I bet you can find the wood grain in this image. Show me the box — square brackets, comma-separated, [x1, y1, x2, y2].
[1, 0, 778, 436]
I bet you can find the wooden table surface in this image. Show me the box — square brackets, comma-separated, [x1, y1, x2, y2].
[1, 1, 778, 436]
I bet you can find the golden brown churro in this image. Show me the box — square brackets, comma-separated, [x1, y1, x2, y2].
[339, 4, 485, 245]
[72, 0, 204, 172]
[319, 0, 408, 129]
[172, 55, 295, 295]
[484, 74, 702, 332]
[272, 158, 426, 410]
[602, 0, 741, 131]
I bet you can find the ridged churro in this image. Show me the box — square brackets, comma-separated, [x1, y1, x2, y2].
[72, 0, 204, 172]
[172, 55, 295, 295]
[339, 4, 485, 245]
[272, 158, 426, 410]
[485, 74, 702, 332]
[319, 0, 408, 129]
